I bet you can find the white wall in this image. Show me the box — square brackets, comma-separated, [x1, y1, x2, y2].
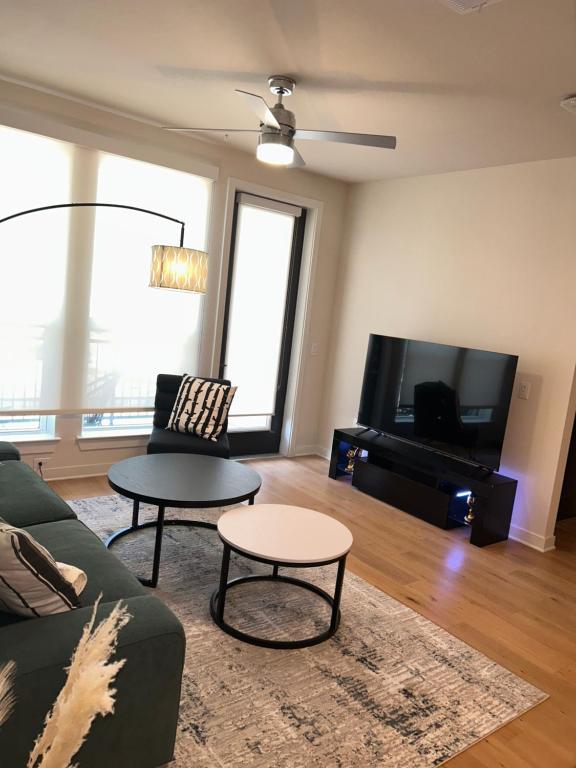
[319, 156, 576, 551]
[0, 79, 348, 477]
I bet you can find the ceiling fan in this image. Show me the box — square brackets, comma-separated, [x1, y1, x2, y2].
[163, 75, 397, 168]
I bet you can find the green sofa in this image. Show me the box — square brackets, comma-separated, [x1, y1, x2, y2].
[0, 443, 185, 767]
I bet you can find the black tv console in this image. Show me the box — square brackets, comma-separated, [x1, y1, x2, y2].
[329, 427, 517, 547]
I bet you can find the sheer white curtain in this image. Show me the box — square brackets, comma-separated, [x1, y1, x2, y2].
[0, 125, 72, 413]
[0, 125, 212, 416]
[85, 153, 211, 410]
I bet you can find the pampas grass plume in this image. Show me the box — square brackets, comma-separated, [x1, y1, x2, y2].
[27, 596, 130, 768]
[0, 660, 16, 727]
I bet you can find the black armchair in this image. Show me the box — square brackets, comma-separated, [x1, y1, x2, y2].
[147, 374, 231, 459]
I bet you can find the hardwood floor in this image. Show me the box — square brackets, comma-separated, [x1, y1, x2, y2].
[50, 456, 576, 768]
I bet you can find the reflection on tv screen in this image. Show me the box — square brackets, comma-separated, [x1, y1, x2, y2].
[358, 335, 518, 470]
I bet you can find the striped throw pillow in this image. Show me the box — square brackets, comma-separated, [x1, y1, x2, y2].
[0, 519, 81, 617]
[167, 376, 237, 442]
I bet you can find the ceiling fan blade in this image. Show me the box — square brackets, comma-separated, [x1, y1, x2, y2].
[162, 127, 260, 133]
[294, 129, 397, 150]
[290, 146, 306, 168]
[235, 90, 280, 129]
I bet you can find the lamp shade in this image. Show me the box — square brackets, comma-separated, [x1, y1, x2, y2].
[149, 245, 208, 293]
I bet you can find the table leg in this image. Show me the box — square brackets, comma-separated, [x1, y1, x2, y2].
[248, 495, 255, 506]
[216, 543, 231, 622]
[150, 505, 165, 588]
[330, 555, 347, 633]
[131, 498, 140, 528]
[272, 564, 279, 577]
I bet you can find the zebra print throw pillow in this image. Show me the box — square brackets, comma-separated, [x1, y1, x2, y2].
[167, 376, 237, 442]
[0, 518, 81, 617]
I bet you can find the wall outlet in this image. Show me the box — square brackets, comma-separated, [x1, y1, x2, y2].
[33, 457, 51, 475]
[310, 342, 320, 356]
[518, 381, 532, 400]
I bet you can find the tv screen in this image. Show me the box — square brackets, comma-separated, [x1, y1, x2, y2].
[357, 334, 518, 470]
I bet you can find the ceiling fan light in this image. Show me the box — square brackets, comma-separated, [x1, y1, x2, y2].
[256, 142, 294, 166]
[256, 135, 294, 166]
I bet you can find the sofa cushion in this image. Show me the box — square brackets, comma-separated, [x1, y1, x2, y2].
[0, 519, 145, 629]
[0, 460, 77, 527]
[0, 518, 81, 618]
[30, 519, 146, 603]
[148, 424, 230, 458]
[0, 442, 20, 461]
[0, 518, 146, 629]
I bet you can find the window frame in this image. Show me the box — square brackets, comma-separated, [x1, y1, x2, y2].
[218, 193, 307, 456]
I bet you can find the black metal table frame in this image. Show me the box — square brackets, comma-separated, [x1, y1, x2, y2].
[210, 539, 348, 649]
[105, 486, 258, 589]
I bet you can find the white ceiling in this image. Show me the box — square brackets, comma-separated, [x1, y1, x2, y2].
[1, 0, 576, 182]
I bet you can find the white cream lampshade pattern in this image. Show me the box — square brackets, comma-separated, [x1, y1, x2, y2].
[149, 245, 208, 293]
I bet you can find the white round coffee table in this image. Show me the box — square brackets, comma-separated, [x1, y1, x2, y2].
[210, 504, 353, 649]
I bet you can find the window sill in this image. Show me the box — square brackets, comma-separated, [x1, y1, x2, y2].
[76, 431, 150, 451]
[0, 433, 59, 444]
[0, 435, 61, 455]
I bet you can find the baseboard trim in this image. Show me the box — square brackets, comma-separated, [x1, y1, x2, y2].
[292, 445, 330, 459]
[509, 524, 556, 552]
[27, 461, 111, 481]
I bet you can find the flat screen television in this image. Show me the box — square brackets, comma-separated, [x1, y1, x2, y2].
[357, 334, 518, 470]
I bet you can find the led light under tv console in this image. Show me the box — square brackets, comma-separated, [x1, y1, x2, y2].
[329, 427, 517, 547]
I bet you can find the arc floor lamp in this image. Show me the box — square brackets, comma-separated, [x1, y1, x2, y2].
[0, 202, 208, 293]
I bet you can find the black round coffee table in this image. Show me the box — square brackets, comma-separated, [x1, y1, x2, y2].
[106, 453, 261, 587]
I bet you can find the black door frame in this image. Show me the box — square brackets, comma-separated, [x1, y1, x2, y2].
[219, 193, 307, 456]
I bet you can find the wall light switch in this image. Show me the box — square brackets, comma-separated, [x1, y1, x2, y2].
[310, 342, 320, 356]
[518, 381, 531, 400]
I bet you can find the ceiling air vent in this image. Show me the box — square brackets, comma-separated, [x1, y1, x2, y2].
[439, 0, 503, 13]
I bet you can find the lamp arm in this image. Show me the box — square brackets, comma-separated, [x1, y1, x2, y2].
[0, 202, 186, 247]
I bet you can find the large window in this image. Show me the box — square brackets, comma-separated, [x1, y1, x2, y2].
[0, 125, 72, 434]
[0, 125, 212, 434]
[86, 152, 209, 412]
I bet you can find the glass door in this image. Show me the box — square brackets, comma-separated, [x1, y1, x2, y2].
[220, 193, 306, 455]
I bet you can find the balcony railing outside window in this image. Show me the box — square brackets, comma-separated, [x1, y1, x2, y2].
[82, 411, 153, 432]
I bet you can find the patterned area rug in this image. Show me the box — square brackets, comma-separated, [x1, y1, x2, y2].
[71, 495, 547, 768]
